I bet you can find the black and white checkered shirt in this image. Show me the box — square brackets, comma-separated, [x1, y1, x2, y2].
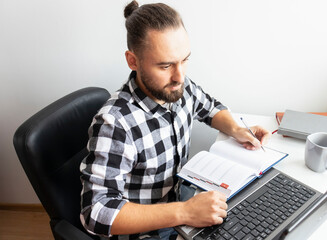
[80, 71, 227, 239]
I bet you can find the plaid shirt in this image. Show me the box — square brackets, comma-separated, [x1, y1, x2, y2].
[80, 71, 227, 239]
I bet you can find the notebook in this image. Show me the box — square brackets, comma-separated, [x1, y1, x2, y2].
[277, 110, 327, 140]
[177, 138, 288, 199]
[175, 168, 325, 240]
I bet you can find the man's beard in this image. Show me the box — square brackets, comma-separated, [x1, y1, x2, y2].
[139, 68, 184, 103]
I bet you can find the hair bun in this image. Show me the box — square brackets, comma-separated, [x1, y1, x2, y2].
[124, 0, 139, 19]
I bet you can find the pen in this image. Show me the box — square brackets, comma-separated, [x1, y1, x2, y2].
[240, 117, 266, 152]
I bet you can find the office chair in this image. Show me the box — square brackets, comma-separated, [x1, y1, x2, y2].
[13, 87, 110, 240]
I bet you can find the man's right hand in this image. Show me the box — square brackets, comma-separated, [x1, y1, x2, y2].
[182, 191, 228, 227]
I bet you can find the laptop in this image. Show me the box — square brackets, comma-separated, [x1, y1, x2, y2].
[280, 191, 327, 240]
[175, 168, 327, 240]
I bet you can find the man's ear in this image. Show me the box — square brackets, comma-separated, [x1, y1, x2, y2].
[125, 50, 138, 71]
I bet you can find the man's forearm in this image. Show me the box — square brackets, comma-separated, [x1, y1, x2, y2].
[111, 190, 228, 235]
[111, 201, 184, 235]
[211, 109, 242, 137]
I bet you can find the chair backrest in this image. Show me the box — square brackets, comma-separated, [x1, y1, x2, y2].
[13, 87, 110, 233]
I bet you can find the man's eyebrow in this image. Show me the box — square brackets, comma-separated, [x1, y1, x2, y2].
[156, 52, 191, 66]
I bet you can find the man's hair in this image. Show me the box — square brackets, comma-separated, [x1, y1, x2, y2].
[124, 0, 184, 56]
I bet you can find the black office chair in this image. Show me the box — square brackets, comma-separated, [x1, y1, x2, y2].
[13, 87, 110, 240]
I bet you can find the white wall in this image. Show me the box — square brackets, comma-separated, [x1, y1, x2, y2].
[1, 0, 326, 203]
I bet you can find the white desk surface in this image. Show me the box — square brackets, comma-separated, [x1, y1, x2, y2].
[226, 113, 327, 240]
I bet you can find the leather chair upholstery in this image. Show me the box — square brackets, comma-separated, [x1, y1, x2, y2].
[13, 87, 110, 240]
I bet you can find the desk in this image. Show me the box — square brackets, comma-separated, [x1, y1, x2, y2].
[178, 113, 326, 240]
[227, 113, 327, 240]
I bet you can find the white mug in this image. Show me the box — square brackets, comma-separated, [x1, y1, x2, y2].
[305, 132, 327, 173]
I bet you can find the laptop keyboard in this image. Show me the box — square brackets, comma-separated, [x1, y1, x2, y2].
[194, 173, 316, 240]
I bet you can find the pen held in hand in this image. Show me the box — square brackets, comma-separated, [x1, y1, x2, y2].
[240, 117, 266, 152]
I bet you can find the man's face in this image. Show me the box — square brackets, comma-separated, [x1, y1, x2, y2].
[134, 26, 191, 104]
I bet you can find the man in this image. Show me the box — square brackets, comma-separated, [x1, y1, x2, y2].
[80, 1, 271, 239]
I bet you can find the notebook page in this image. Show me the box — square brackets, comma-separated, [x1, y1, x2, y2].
[181, 151, 256, 194]
[209, 138, 286, 173]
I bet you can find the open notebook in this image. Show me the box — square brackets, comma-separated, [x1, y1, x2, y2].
[178, 137, 288, 199]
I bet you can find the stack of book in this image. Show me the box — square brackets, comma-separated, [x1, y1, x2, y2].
[276, 110, 327, 140]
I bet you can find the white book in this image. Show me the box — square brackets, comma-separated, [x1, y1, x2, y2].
[178, 138, 288, 199]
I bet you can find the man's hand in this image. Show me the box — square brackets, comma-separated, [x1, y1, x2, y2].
[233, 125, 271, 150]
[182, 191, 228, 227]
[211, 110, 271, 150]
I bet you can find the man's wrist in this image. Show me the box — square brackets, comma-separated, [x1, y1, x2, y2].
[228, 125, 243, 139]
[174, 201, 188, 226]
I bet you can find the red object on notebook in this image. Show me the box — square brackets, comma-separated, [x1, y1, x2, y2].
[220, 183, 229, 189]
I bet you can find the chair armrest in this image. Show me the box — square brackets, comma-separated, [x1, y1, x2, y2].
[52, 219, 94, 240]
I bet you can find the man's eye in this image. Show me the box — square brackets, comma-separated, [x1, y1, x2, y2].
[162, 65, 170, 69]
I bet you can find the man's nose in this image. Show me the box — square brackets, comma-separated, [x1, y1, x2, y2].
[172, 64, 184, 84]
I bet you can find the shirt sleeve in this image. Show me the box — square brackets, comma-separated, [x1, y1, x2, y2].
[187, 77, 228, 126]
[80, 110, 136, 237]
